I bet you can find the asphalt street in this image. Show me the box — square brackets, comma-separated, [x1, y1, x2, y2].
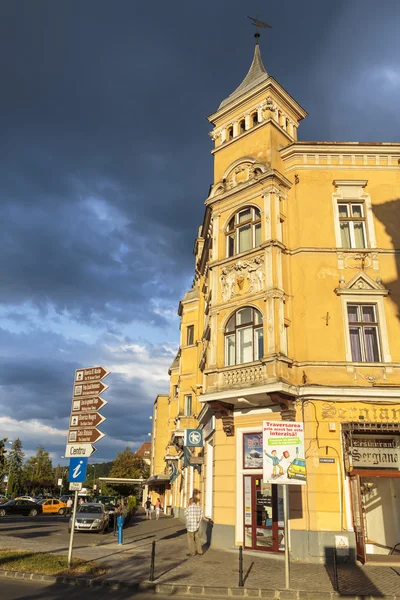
[1, 579, 214, 600]
[0, 513, 115, 546]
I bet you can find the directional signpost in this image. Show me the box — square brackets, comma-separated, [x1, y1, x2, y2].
[67, 366, 109, 567]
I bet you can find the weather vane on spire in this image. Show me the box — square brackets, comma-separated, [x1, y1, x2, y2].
[247, 15, 272, 41]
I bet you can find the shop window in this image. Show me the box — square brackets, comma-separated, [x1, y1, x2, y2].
[338, 202, 367, 248]
[226, 206, 262, 257]
[186, 325, 194, 346]
[225, 307, 264, 366]
[347, 304, 381, 362]
[184, 394, 192, 416]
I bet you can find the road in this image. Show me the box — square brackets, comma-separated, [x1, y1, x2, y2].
[1, 579, 213, 600]
[0, 513, 115, 546]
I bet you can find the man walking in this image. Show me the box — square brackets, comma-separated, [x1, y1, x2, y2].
[184, 497, 203, 556]
[145, 496, 152, 519]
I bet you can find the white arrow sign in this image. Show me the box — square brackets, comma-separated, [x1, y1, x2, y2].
[64, 443, 97, 458]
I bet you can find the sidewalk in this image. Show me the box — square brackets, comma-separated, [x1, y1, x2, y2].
[79, 511, 400, 597]
[1, 509, 400, 598]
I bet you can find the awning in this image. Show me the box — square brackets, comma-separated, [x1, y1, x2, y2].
[146, 474, 170, 486]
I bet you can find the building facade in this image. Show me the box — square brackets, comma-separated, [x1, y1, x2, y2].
[153, 42, 400, 563]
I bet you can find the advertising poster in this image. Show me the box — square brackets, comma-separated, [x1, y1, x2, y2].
[243, 433, 263, 468]
[263, 421, 306, 485]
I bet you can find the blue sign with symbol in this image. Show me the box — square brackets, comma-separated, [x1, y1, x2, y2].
[68, 457, 88, 482]
[184, 429, 203, 447]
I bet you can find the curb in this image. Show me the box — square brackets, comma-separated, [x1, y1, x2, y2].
[0, 570, 398, 599]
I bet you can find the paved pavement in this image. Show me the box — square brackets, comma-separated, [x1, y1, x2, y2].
[1, 509, 400, 597]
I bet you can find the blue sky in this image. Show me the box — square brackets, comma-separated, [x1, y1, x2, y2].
[1, 0, 400, 464]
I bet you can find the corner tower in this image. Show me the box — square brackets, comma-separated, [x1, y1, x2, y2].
[208, 42, 307, 182]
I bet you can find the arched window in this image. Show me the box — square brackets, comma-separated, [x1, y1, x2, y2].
[239, 119, 246, 134]
[227, 126, 233, 141]
[226, 206, 262, 257]
[225, 307, 264, 366]
[251, 112, 258, 127]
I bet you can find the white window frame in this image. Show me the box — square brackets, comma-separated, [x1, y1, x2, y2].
[224, 307, 264, 366]
[338, 202, 367, 249]
[184, 394, 192, 416]
[332, 180, 376, 250]
[336, 273, 391, 364]
[226, 207, 262, 258]
[346, 304, 381, 363]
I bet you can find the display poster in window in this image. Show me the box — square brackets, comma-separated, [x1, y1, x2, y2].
[243, 433, 263, 469]
[263, 421, 306, 485]
[244, 476, 252, 525]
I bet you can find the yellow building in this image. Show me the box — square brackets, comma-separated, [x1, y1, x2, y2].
[155, 40, 400, 564]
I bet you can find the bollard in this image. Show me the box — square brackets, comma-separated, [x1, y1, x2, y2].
[149, 540, 156, 582]
[117, 515, 124, 545]
[333, 547, 339, 592]
[238, 545, 244, 587]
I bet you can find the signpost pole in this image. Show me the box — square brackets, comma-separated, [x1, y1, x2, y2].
[283, 484, 290, 590]
[67, 490, 78, 568]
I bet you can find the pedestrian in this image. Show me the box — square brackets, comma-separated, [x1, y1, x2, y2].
[150, 502, 155, 519]
[66, 497, 73, 516]
[145, 496, 152, 520]
[155, 498, 161, 520]
[184, 497, 203, 556]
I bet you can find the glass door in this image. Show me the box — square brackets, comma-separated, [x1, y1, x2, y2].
[244, 475, 284, 552]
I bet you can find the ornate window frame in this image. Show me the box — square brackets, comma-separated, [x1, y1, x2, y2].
[335, 272, 391, 363]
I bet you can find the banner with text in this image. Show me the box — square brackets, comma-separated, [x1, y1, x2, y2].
[263, 421, 306, 485]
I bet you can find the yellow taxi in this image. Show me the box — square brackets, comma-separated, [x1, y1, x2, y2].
[287, 458, 306, 481]
[39, 498, 67, 515]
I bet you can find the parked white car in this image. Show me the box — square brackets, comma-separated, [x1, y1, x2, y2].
[68, 503, 109, 534]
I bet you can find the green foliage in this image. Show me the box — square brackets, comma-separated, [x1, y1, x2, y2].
[6, 439, 24, 497]
[22, 445, 54, 494]
[0, 438, 7, 476]
[108, 447, 144, 495]
[127, 496, 137, 512]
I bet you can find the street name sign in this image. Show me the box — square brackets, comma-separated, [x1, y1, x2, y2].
[68, 427, 105, 444]
[71, 396, 107, 413]
[65, 443, 97, 458]
[73, 381, 108, 398]
[70, 412, 106, 429]
[69, 482, 82, 491]
[75, 367, 110, 383]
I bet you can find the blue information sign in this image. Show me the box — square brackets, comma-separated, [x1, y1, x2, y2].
[68, 457, 88, 483]
[184, 429, 203, 447]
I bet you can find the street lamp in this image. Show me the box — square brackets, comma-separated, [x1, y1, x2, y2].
[91, 464, 96, 491]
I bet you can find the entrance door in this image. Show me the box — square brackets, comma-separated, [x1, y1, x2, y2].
[349, 474, 366, 563]
[243, 475, 284, 552]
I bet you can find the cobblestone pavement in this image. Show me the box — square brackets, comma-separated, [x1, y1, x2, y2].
[1, 509, 400, 596]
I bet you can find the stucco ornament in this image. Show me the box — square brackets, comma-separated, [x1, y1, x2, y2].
[220, 256, 265, 301]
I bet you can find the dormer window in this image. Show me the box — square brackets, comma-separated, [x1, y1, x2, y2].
[227, 126, 233, 141]
[239, 119, 246, 134]
[226, 207, 262, 257]
[251, 112, 258, 127]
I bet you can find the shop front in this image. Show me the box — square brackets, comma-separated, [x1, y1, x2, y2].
[345, 425, 400, 562]
[243, 475, 284, 551]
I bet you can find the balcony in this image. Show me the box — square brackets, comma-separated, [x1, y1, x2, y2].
[205, 361, 269, 394]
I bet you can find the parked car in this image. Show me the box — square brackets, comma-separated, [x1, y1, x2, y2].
[69, 503, 109, 534]
[0, 495, 8, 504]
[15, 496, 36, 502]
[39, 498, 67, 515]
[0, 499, 43, 517]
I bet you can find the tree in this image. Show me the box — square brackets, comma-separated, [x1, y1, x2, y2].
[22, 445, 54, 494]
[0, 438, 8, 493]
[108, 447, 143, 496]
[6, 439, 24, 497]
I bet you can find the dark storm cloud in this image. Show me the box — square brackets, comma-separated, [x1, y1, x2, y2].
[1, 0, 400, 460]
